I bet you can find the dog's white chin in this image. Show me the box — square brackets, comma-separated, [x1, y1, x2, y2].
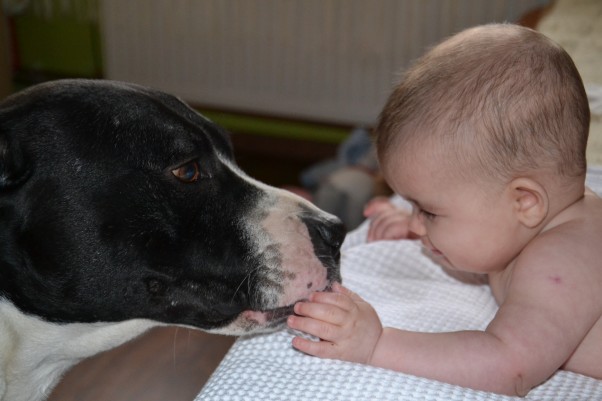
[242, 304, 296, 325]
[209, 283, 336, 336]
[206, 308, 290, 335]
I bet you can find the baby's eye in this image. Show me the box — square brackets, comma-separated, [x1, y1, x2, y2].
[171, 161, 200, 183]
[419, 209, 437, 220]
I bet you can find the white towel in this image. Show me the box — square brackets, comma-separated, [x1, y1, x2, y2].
[197, 167, 602, 401]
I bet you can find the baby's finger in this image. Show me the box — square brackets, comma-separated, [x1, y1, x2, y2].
[371, 209, 413, 241]
[366, 211, 390, 241]
[291, 336, 339, 359]
[287, 315, 341, 342]
[309, 289, 357, 312]
[380, 218, 411, 239]
[293, 300, 347, 325]
[367, 210, 397, 241]
[332, 283, 366, 303]
[363, 197, 394, 217]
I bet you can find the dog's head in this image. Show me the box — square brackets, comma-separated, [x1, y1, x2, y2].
[0, 79, 344, 335]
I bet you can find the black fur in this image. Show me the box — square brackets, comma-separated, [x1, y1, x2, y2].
[0, 80, 343, 330]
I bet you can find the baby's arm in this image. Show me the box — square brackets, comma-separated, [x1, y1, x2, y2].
[289, 284, 528, 395]
[289, 243, 601, 396]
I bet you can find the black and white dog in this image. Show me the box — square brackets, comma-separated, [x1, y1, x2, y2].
[0, 80, 344, 401]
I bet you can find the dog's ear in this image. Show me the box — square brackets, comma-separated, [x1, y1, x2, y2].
[0, 128, 31, 190]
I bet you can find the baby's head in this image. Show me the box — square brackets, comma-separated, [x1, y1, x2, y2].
[375, 24, 590, 189]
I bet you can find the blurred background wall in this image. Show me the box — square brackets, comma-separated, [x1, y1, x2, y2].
[2, 0, 552, 222]
[100, 0, 549, 125]
[4, 0, 549, 125]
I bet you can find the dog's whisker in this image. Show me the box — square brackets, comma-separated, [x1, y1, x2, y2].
[229, 265, 262, 304]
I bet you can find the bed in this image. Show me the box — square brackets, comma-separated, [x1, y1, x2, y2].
[196, 168, 602, 401]
[196, 1, 602, 400]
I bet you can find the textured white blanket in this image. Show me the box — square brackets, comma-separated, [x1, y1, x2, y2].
[197, 167, 602, 401]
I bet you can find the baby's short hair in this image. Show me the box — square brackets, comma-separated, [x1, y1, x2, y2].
[375, 23, 590, 181]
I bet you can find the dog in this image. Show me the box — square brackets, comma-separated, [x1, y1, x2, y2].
[0, 79, 344, 401]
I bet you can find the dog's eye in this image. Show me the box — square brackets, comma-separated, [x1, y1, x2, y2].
[171, 161, 200, 183]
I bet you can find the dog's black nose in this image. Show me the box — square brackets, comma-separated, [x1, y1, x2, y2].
[315, 220, 346, 252]
[303, 216, 345, 283]
[301, 214, 346, 265]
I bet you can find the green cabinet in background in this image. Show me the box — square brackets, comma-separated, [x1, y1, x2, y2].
[8, 0, 101, 78]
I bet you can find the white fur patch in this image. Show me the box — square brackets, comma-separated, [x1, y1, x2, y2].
[0, 299, 157, 401]
[211, 156, 340, 334]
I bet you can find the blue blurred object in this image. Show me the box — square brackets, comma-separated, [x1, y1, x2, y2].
[300, 126, 377, 189]
[299, 126, 380, 229]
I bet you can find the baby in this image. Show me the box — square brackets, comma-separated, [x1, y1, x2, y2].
[287, 23, 602, 396]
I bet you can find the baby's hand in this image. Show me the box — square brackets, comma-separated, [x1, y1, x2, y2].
[287, 283, 383, 364]
[363, 197, 415, 242]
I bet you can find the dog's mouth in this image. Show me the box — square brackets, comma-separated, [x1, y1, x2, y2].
[258, 304, 296, 321]
[239, 306, 292, 329]
[241, 282, 337, 327]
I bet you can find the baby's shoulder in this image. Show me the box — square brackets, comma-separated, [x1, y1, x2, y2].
[559, 189, 602, 239]
[542, 189, 602, 241]
[516, 194, 602, 278]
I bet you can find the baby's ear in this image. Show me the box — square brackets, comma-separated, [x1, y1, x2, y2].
[509, 178, 548, 228]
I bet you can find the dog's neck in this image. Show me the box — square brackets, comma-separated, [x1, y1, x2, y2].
[0, 299, 157, 401]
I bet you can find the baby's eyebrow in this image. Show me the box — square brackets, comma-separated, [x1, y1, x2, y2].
[404, 197, 434, 212]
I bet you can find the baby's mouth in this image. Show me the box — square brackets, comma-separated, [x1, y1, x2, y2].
[420, 243, 444, 259]
[430, 247, 443, 257]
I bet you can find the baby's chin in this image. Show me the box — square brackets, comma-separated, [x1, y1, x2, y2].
[420, 248, 490, 285]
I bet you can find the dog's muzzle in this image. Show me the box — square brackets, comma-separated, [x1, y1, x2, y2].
[209, 191, 346, 335]
[301, 215, 346, 282]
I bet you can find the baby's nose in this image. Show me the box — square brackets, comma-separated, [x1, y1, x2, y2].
[408, 213, 427, 237]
